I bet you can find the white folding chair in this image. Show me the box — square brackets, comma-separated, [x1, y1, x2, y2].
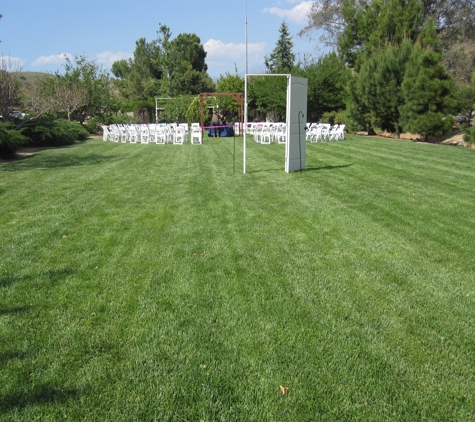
[275, 124, 287, 144]
[118, 125, 129, 143]
[260, 124, 272, 144]
[108, 125, 120, 142]
[320, 124, 331, 141]
[126, 125, 139, 143]
[173, 126, 186, 144]
[102, 125, 110, 141]
[328, 125, 340, 141]
[140, 125, 150, 144]
[333, 124, 345, 141]
[190, 126, 203, 145]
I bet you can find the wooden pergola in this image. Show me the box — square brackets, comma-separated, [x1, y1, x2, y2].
[199, 92, 244, 131]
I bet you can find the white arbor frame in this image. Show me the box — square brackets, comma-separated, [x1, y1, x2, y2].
[243, 74, 308, 173]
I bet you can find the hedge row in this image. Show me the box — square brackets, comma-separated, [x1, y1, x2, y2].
[0, 118, 90, 159]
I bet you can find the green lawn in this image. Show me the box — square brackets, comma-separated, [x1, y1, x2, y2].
[1, 135, 474, 421]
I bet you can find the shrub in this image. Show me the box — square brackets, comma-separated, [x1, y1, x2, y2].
[21, 118, 89, 147]
[185, 96, 201, 125]
[334, 109, 362, 133]
[461, 124, 475, 146]
[0, 123, 28, 159]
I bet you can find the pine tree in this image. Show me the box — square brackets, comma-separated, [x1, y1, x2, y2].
[399, 19, 456, 141]
[264, 21, 295, 73]
[357, 40, 413, 137]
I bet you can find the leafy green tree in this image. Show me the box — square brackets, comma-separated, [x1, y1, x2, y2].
[356, 40, 413, 137]
[63, 56, 113, 124]
[301, 0, 475, 52]
[455, 72, 475, 124]
[399, 20, 456, 141]
[338, 0, 423, 69]
[159, 95, 194, 123]
[185, 96, 201, 124]
[112, 25, 213, 101]
[345, 72, 375, 134]
[299, 52, 350, 121]
[216, 68, 244, 119]
[249, 22, 296, 121]
[264, 21, 296, 73]
[111, 37, 161, 102]
[248, 76, 287, 121]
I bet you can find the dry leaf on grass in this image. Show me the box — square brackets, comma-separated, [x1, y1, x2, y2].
[280, 385, 289, 395]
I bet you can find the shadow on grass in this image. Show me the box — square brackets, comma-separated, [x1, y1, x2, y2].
[0, 385, 82, 413]
[247, 164, 353, 174]
[246, 167, 282, 174]
[0, 350, 31, 362]
[1, 153, 123, 172]
[305, 164, 353, 171]
[0, 268, 75, 289]
[0, 305, 32, 316]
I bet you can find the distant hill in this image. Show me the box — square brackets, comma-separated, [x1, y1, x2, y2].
[13, 71, 53, 86]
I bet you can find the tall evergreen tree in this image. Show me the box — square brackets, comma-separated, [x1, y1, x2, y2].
[338, 0, 423, 69]
[399, 19, 456, 141]
[300, 52, 350, 121]
[111, 25, 213, 101]
[264, 21, 296, 73]
[356, 40, 413, 137]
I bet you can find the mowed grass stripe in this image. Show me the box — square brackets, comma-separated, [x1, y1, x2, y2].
[1, 136, 475, 420]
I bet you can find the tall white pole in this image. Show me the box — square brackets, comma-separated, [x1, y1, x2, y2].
[244, 0, 248, 173]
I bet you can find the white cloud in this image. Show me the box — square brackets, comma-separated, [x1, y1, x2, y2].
[262, 1, 313, 24]
[0, 56, 25, 69]
[32, 53, 73, 66]
[95, 51, 132, 67]
[204, 39, 266, 60]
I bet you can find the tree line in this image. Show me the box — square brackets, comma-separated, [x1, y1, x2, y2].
[1, 1, 475, 158]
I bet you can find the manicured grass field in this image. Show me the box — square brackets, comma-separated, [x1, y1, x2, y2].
[1, 135, 474, 421]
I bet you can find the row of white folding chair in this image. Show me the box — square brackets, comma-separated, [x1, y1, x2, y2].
[307, 123, 330, 142]
[105, 124, 141, 143]
[246, 123, 287, 144]
[307, 123, 345, 142]
[103, 123, 201, 144]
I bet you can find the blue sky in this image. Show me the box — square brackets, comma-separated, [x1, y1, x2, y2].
[0, 0, 326, 80]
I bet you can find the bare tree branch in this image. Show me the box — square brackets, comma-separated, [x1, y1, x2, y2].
[0, 55, 23, 122]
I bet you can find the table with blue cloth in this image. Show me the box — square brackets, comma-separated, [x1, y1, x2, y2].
[208, 124, 235, 137]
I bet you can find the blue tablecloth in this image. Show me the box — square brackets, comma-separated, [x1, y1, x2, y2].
[208, 125, 234, 137]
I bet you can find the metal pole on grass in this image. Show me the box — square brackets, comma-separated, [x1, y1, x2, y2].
[244, 0, 248, 173]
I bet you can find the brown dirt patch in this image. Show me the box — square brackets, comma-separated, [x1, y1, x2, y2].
[355, 128, 473, 148]
[0, 146, 56, 165]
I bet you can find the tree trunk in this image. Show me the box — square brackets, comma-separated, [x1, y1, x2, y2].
[366, 125, 376, 136]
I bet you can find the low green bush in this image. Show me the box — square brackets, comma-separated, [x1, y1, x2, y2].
[85, 114, 135, 134]
[334, 109, 362, 133]
[21, 118, 89, 147]
[461, 124, 475, 146]
[0, 123, 28, 159]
